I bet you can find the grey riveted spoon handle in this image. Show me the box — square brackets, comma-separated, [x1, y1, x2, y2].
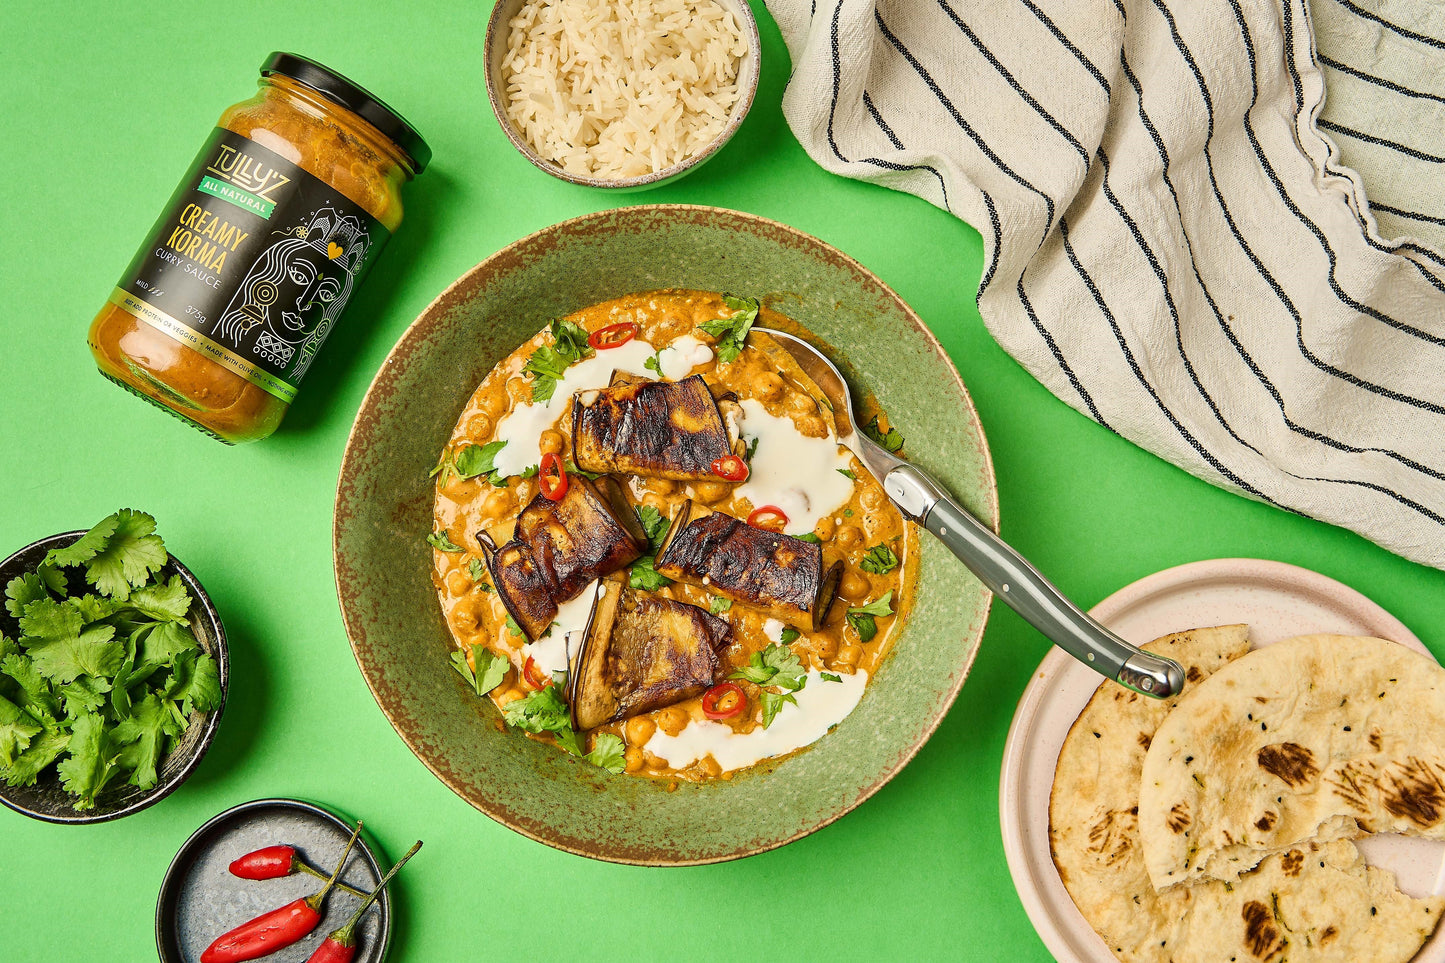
[883, 464, 1184, 698]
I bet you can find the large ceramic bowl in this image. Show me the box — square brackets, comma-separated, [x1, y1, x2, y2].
[333, 205, 997, 864]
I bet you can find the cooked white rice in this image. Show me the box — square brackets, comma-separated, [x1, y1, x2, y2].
[502, 0, 747, 179]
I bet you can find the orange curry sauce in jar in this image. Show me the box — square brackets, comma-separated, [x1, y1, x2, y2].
[88, 52, 429, 443]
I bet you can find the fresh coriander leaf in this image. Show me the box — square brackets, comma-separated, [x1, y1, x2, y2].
[524, 319, 593, 403]
[69, 594, 121, 623]
[697, 295, 759, 364]
[84, 509, 167, 600]
[837, 468, 857, 480]
[0, 694, 41, 766]
[58, 677, 111, 718]
[821, 672, 843, 683]
[860, 544, 900, 575]
[44, 514, 120, 569]
[850, 591, 895, 618]
[36, 561, 67, 595]
[863, 415, 904, 454]
[746, 436, 760, 460]
[549, 317, 592, 360]
[505, 614, 523, 638]
[28, 625, 123, 684]
[502, 685, 572, 735]
[1, 729, 68, 788]
[633, 505, 668, 550]
[56, 712, 118, 809]
[628, 556, 672, 592]
[643, 352, 663, 377]
[5, 572, 51, 619]
[138, 621, 198, 667]
[708, 596, 732, 615]
[760, 644, 807, 690]
[779, 627, 800, 645]
[795, 533, 821, 544]
[112, 693, 183, 791]
[453, 441, 507, 480]
[760, 690, 798, 728]
[844, 509, 854, 518]
[473, 647, 509, 694]
[165, 652, 221, 716]
[467, 558, 485, 582]
[1, 655, 61, 727]
[128, 575, 193, 622]
[449, 650, 476, 689]
[427, 530, 465, 553]
[564, 460, 604, 480]
[585, 733, 626, 774]
[18, 597, 84, 644]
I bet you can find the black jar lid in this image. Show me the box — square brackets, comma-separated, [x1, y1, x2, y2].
[261, 51, 431, 174]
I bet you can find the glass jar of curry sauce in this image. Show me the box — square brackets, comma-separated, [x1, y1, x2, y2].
[88, 52, 429, 443]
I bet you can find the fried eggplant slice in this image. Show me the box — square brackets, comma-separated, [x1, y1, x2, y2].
[514, 475, 646, 603]
[654, 501, 842, 632]
[568, 576, 733, 731]
[571, 373, 743, 480]
[477, 534, 557, 642]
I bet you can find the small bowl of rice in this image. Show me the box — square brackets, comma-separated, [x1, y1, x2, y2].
[485, 0, 760, 190]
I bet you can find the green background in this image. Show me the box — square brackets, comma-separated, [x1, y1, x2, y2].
[4, 2, 1442, 961]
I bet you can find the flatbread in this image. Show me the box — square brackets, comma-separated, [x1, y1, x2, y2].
[1051, 625, 1445, 962]
[1138, 634, 1445, 892]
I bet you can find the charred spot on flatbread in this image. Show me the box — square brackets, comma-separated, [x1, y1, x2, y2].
[1241, 900, 1286, 960]
[1167, 801, 1191, 834]
[1279, 850, 1303, 878]
[1256, 742, 1319, 789]
[1254, 811, 1277, 831]
[1380, 757, 1445, 828]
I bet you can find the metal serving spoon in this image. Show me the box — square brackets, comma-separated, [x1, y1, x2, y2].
[757, 328, 1185, 699]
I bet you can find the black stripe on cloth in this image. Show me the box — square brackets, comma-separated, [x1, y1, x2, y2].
[1058, 219, 1269, 498]
[863, 91, 904, 149]
[979, 190, 1003, 296]
[1328, 0, 1445, 50]
[1231, 4, 1445, 352]
[1094, 147, 1265, 460]
[1020, 0, 1113, 97]
[1115, 38, 1445, 497]
[1372, 202, 1445, 226]
[935, 0, 1089, 165]
[873, 8, 1057, 239]
[1015, 267, 1112, 429]
[1317, 118, 1445, 164]
[822, 3, 952, 212]
[1317, 52, 1445, 105]
[1159, 0, 1445, 415]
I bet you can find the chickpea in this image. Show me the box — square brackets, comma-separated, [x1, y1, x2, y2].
[697, 756, 722, 779]
[837, 644, 863, 669]
[465, 628, 492, 649]
[754, 371, 784, 402]
[813, 516, 836, 541]
[795, 415, 826, 438]
[538, 429, 566, 455]
[642, 491, 670, 512]
[650, 478, 677, 497]
[836, 524, 863, 550]
[788, 392, 817, 414]
[478, 391, 508, 418]
[840, 570, 871, 600]
[444, 569, 471, 597]
[657, 705, 689, 736]
[465, 412, 493, 439]
[506, 377, 532, 404]
[494, 687, 524, 707]
[694, 481, 733, 504]
[625, 715, 657, 746]
[644, 751, 669, 770]
[861, 487, 887, 512]
[452, 602, 481, 634]
[515, 478, 537, 504]
[624, 747, 645, 773]
[808, 630, 840, 660]
[481, 488, 515, 519]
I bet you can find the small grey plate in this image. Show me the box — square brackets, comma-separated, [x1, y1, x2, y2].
[157, 798, 391, 963]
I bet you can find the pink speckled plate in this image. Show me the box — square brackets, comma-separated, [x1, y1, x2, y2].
[1000, 558, 1445, 963]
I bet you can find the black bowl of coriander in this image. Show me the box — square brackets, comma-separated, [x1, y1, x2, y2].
[0, 510, 228, 823]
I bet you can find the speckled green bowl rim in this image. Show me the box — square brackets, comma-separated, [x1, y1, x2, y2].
[334, 205, 998, 864]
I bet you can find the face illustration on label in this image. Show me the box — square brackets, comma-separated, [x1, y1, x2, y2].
[214, 208, 370, 370]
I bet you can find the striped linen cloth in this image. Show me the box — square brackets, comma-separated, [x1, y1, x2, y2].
[765, 0, 1445, 570]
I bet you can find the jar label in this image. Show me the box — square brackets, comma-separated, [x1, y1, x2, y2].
[110, 128, 390, 403]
